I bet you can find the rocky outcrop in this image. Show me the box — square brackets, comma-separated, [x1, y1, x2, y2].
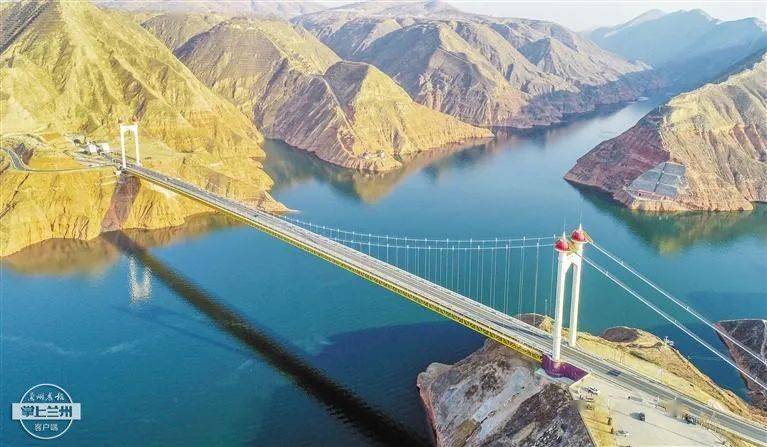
[173, 17, 492, 171]
[294, 1, 655, 129]
[417, 339, 592, 447]
[566, 51, 767, 212]
[716, 319, 767, 411]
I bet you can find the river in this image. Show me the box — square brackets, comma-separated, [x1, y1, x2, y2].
[2, 97, 765, 445]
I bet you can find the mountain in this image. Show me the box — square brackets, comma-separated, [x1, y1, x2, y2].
[565, 51, 767, 212]
[95, 0, 324, 19]
[294, 1, 653, 128]
[589, 10, 767, 90]
[588, 9, 666, 39]
[0, 0, 282, 256]
[590, 9, 715, 66]
[1, 0, 266, 156]
[141, 12, 226, 51]
[172, 17, 491, 171]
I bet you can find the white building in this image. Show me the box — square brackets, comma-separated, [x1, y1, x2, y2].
[84, 143, 99, 155]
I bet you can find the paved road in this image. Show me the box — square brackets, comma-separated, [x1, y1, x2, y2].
[124, 163, 767, 446]
[2, 147, 108, 172]
[2, 147, 26, 170]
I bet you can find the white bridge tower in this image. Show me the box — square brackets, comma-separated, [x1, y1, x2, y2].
[551, 226, 589, 362]
[119, 117, 140, 168]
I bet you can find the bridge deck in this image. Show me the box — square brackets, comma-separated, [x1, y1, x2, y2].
[124, 164, 767, 446]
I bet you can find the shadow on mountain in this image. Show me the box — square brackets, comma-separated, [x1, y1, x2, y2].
[102, 231, 430, 447]
[575, 185, 767, 253]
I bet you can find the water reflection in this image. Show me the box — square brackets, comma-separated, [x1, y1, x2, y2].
[3, 214, 238, 276]
[128, 256, 152, 304]
[262, 138, 493, 204]
[261, 101, 660, 205]
[577, 187, 767, 253]
[104, 231, 429, 446]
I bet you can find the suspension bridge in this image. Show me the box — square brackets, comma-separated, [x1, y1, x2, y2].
[113, 146, 766, 444]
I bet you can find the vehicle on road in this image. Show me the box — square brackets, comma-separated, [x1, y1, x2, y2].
[584, 386, 600, 395]
[684, 414, 699, 425]
[616, 430, 629, 437]
[636, 412, 646, 421]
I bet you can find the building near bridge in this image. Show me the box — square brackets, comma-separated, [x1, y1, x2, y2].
[96, 142, 111, 153]
[84, 142, 99, 155]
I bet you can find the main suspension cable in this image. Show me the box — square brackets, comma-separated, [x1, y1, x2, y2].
[590, 241, 766, 368]
[582, 255, 767, 392]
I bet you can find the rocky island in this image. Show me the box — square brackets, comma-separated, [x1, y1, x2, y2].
[565, 51, 767, 212]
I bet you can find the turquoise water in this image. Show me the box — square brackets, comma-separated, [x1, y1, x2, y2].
[2, 97, 766, 446]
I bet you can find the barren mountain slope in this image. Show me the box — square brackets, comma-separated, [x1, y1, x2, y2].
[140, 12, 225, 50]
[294, 1, 653, 128]
[0, 0, 282, 256]
[0, 0, 265, 156]
[173, 18, 491, 171]
[566, 52, 767, 212]
[352, 21, 530, 127]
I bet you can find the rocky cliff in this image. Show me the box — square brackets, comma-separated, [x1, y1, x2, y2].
[716, 319, 767, 411]
[0, 0, 283, 256]
[172, 17, 491, 171]
[294, 1, 655, 129]
[418, 339, 592, 447]
[565, 51, 767, 211]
